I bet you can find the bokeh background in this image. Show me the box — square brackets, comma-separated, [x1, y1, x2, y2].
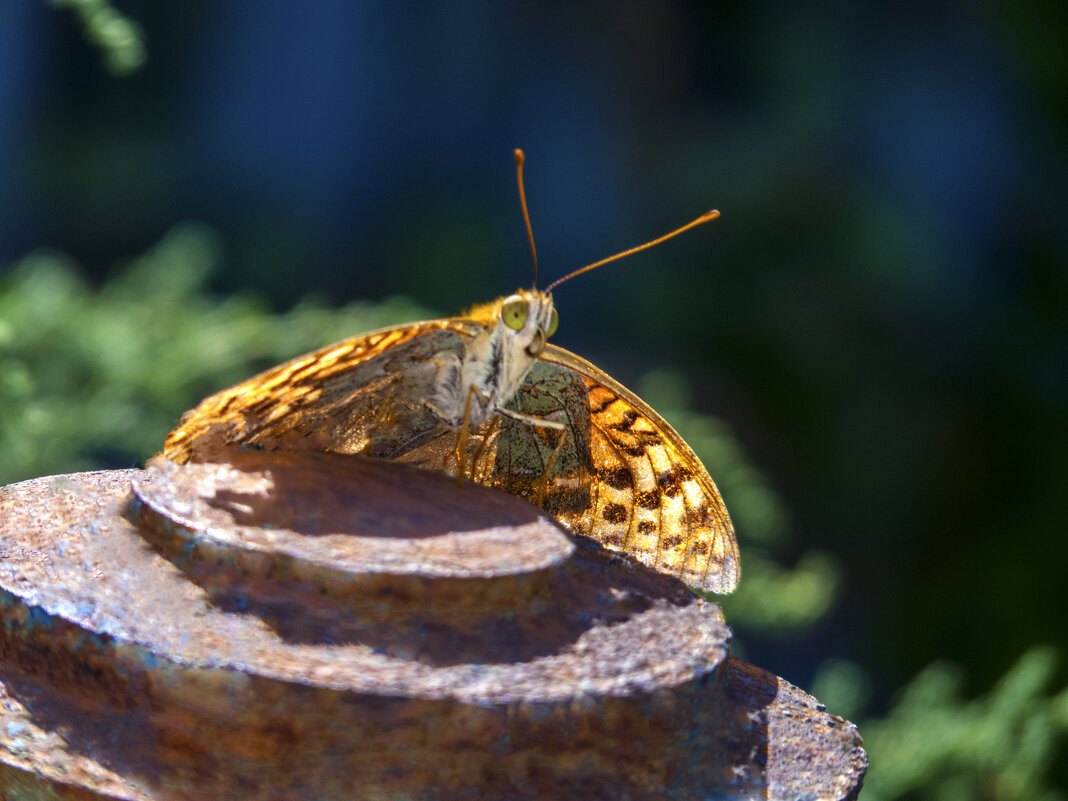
[2, 2, 1066, 796]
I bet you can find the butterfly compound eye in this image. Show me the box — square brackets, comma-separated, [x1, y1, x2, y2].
[547, 308, 559, 338]
[501, 295, 528, 330]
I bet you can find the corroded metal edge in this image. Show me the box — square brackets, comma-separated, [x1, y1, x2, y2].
[725, 658, 868, 800]
[0, 653, 865, 800]
[0, 468, 866, 800]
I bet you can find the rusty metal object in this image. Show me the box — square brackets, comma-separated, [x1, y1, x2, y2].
[0, 456, 866, 799]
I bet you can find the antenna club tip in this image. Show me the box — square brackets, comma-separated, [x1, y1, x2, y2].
[704, 209, 721, 220]
[514, 148, 526, 164]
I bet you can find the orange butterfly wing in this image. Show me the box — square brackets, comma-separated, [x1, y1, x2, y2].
[533, 346, 739, 594]
[162, 320, 481, 465]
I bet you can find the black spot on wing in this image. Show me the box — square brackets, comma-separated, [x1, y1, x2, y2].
[656, 465, 695, 497]
[602, 529, 626, 546]
[598, 466, 634, 490]
[590, 394, 619, 414]
[609, 409, 639, 431]
[635, 490, 659, 509]
[684, 504, 712, 528]
[661, 534, 684, 550]
[602, 503, 628, 524]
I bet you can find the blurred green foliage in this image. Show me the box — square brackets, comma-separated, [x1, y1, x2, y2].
[48, 0, 145, 75]
[0, 224, 430, 484]
[2, 227, 1066, 798]
[638, 369, 841, 637]
[860, 647, 1068, 801]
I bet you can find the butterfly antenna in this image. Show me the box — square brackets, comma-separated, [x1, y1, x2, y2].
[515, 148, 539, 288]
[544, 208, 720, 293]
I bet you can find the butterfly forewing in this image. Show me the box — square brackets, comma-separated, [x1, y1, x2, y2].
[163, 321, 474, 464]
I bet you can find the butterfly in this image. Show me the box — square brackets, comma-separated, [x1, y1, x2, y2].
[161, 151, 740, 594]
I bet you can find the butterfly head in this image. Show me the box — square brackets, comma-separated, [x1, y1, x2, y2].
[466, 289, 559, 358]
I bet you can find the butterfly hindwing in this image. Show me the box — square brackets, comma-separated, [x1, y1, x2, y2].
[487, 361, 594, 513]
[532, 345, 739, 595]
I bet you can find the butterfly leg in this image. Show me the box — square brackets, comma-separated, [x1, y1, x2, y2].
[467, 415, 503, 483]
[455, 384, 491, 483]
[535, 426, 570, 506]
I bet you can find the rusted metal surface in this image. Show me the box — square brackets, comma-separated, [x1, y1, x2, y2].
[723, 659, 869, 800]
[135, 451, 575, 578]
[0, 457, 866, 799]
